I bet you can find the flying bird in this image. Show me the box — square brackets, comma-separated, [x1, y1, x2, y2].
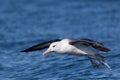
[21, 38, 111, 70]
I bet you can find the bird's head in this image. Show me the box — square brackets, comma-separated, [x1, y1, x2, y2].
[42, 39, 71, 56]
[42, 42, 60, 56]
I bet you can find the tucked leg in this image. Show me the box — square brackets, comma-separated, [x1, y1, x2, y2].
[88, 57, 99, 67]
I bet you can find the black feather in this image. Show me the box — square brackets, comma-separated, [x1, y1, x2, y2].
[21, 39, 61, 52]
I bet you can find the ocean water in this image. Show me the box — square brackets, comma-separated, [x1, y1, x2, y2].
[0, 0, 120, 80]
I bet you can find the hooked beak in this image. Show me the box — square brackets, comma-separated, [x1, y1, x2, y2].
[42, 48, 51, 56]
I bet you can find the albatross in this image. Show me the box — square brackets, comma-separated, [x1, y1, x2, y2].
[21, 38, 111, 70]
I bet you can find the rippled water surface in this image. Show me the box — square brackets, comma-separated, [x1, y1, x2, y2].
[0, 0, 120, 80]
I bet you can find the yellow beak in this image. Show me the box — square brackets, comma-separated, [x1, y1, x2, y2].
[42, 48, 51, 56]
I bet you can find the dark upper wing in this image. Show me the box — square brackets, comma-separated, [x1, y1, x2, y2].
[69, 38, 110, 52]
[21, 39, 61, 52]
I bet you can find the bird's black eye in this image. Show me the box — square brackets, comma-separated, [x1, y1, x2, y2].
[52, 45, 56, 47]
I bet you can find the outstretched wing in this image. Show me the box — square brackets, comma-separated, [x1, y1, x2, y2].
[69, 38, 110, 52]
[21, 39, 61, 52]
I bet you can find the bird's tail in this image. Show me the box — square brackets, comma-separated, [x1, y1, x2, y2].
[96, 54, 111, 70]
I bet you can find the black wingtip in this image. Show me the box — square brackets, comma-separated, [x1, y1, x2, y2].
[20, 46, 43, 52]
[20, 48, 32, 52]
[102, 47, 111, 52]
[20, 49, 30, 52]
[96, 46, 111, 52]
[20, 50, 25, 52]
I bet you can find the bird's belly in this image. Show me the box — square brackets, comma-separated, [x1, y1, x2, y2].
[63, 45, 97, 55]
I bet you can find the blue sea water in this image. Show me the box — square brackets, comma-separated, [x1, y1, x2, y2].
[0, 0, 120, 80]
